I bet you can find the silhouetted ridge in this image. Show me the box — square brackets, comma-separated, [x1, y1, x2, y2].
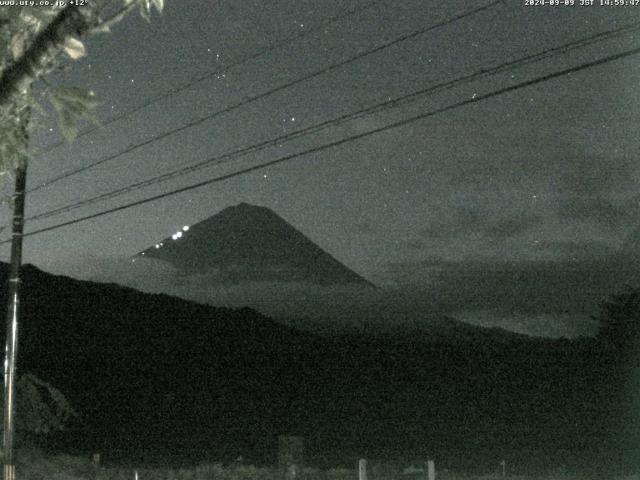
[0, 262, 627, 472]
[135, 203, 374, 286]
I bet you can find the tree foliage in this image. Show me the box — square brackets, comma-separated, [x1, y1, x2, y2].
[0, 374, 77, 451]
[15, 374, 76, 437]
[0, 0, 164, 175]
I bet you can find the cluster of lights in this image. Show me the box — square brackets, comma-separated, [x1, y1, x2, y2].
[171, 225, 190, 241]
[136, 226, 191, 261]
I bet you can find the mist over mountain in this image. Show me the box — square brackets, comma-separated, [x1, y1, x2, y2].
[35, 203, 610, 338]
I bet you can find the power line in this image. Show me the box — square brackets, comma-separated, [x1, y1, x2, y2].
[29, 0, 501, 193]
[8, 43, 640, 244]
[35, 0, 382, 156]
[22, 20, 640, 224]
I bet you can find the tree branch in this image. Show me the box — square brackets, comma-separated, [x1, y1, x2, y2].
[89, 0, 140, 34]
[0, 4, 101, 109]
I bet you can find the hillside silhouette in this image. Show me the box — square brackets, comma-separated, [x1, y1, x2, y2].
[0, 263, 635, 473]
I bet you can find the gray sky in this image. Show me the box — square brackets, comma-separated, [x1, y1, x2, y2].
[4, 0, 640, 337]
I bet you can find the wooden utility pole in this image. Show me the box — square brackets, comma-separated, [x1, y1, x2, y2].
[2, 156, 27, 480]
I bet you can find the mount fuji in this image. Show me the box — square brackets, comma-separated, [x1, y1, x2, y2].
[135, 203, 374, 287]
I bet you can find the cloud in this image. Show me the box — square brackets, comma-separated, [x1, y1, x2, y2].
[384, 251, 640, 331]
[530, 240, 618, 261]
[418, 206, 485, 240]
[37, 246, 636, 339]
[397, 240, 425, 251]
[557, 153, 640, 198]
[38, 253, 180, 286]
[38, 253, 405, 333]
[557, 195, 639, 228]
[482, 214, 542, 240]
[417, 207, 543, 243]
[353, 221, 378, 235]
[454, 310, 599, 338]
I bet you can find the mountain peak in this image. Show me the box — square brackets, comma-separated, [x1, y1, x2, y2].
[135, 203, 374, 286]
[224, 202, 269, 213]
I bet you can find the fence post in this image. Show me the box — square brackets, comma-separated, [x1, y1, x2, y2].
[278, 435, 304, 480]
[358, 459, 367, 480]
[427, 460, 435, 480]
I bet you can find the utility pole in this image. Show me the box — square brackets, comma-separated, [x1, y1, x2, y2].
[2, 113, 28, 480]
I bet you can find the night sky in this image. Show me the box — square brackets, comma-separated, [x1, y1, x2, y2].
[4, 0, 640, 338]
